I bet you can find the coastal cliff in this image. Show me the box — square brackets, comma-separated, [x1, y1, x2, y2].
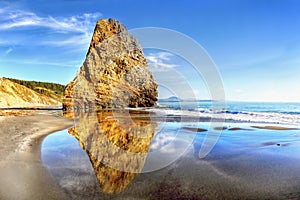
[63, 18, 158, 111]
[0, 77, 60, 107]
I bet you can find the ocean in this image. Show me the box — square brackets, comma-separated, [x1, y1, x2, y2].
[153, 100, 300, 125]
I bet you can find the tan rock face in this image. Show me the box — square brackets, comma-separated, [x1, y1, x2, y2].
[63, 18, 158, 111]
[67, 111, 157, 194]
[0, 78, 60, 107]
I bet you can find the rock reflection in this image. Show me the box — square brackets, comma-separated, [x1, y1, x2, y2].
[65, 110, 157, 194]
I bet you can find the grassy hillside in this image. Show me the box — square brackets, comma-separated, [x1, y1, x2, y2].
[0, 78, 60, 107]
[6, 78, 65, 102]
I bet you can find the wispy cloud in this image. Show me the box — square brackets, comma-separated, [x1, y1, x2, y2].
[5, 47, 13, 55]
[233, 89, 243, 94]
[41, 34, 90, 48]
[0, 8, 101, 33]
[0, 7, 101, 49]
[2, 58, 81, 68]
[0, 10, 40, 29]
[146, 52, 178, 72]
[0, 39, 9, 45]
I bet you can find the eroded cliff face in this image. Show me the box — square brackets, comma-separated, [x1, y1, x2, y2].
[67, 111, 157, 194]
[0, 78, 60, 107]
[63, 18, 158, 111]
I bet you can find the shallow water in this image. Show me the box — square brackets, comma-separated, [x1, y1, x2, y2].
[42, 112, 300, 199]
[42, 130, 103, 199]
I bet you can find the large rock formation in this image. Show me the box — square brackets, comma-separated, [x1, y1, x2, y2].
[63, 18, 158, 111]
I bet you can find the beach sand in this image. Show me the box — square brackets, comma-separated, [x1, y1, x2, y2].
[39, 115, 300, 200]
[0, 111, 74, 200]
[251, 125, 299, 130]
[1, 110, 300, 199]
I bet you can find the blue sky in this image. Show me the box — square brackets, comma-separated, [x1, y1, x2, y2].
[0, 0, 299, 102]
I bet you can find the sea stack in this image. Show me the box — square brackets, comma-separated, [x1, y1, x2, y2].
[63, 18, 158, 111]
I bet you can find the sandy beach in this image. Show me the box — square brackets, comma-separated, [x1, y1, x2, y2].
[1, 109, 300, 199]
[0, 111, 74, 200]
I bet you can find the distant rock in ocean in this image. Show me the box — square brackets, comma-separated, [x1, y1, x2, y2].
[63, 18, 158, 111]
[159, 96, 181, 102]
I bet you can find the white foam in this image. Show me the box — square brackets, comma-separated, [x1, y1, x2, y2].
[143, 108, 300, 125]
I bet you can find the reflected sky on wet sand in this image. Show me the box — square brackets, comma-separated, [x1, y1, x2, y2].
[42, 112, 300, 200]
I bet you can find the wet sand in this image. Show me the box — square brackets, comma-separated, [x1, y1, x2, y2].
[0, 111, 74, 200]
[182, 127, 207, 132]
[2, 110, 300, 199]
[228, 127, 253, 131]
[251, 125, 299, 130]
[40, 116, 300, 200]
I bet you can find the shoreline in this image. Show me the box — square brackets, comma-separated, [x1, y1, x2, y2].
[0, 111, 74, 200]
[41, 113, 300, 199]
[1, 109, 300, 199]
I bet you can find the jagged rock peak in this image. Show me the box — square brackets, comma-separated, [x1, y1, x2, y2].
[87, 18, 127, 55]
[63, 18, 158, 111]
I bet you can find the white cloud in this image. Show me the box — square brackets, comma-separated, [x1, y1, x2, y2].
[146, 52, 178, 72]
[233, 89, 243, 94]
[147, 52, 174, 62]
[0, 39, 9, 45]
[5, 47, 13, 55]
[193, 89, 200, 96]
[0, 11, 40, 29]
[41, 34, 90, 49]
[0, 7, 101, 34]
[2, 58, 80, 68]
[0, 7, 101, 49]
[150, 131, 177, 151]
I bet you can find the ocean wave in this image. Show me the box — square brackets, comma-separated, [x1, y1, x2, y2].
[142, 107, 300, 125]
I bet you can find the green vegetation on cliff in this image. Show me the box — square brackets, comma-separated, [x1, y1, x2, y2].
[6, 78, 65, 102]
